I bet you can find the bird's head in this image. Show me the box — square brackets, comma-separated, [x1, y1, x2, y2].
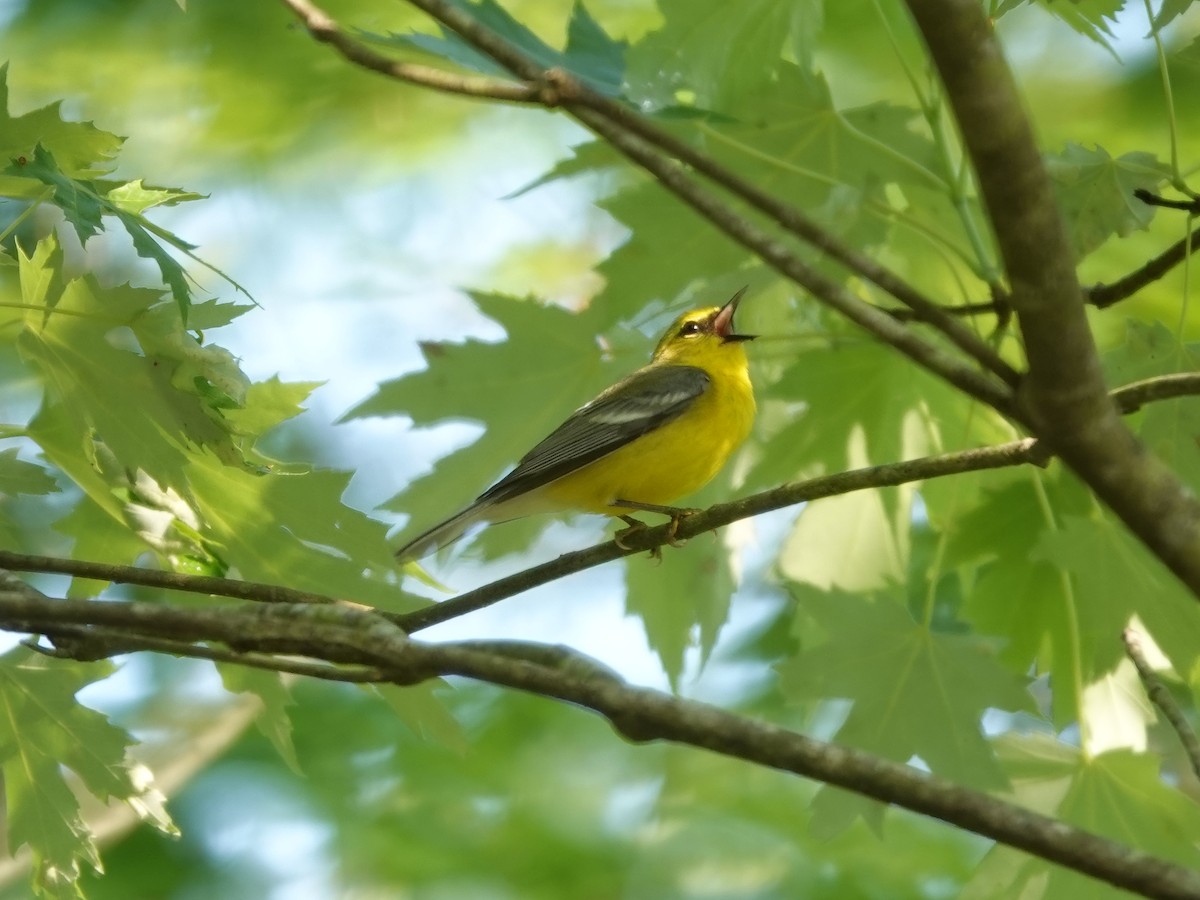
[650, 287, 756, 366]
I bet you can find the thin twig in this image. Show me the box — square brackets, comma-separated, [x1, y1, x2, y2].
[280, 0, 542, 103]
[396, 438, 1045, 632]
[1111, 373, 1200, 413]
[884, 300, 999, 321]
[0, 550, 343, 606]
[1088, 222, 1200, 308]
[1122, 628, 1200, 782]
[1133, 189, 1200, 213]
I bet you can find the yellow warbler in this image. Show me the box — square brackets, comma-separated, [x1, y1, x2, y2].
[396, 289, 756, 561]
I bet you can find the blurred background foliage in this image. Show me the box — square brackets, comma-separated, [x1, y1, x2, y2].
[2, 0, 1200, 897]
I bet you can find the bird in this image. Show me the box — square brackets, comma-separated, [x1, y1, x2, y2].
[395, 288, 757, 562]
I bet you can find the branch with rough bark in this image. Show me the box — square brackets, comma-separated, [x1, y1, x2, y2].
[903, 0, 1200, 597]
[0, 580, 1197, 900]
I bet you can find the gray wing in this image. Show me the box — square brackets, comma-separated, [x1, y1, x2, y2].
[476, 365, 710, 505]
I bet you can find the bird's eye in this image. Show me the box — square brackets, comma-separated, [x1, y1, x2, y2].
[679, 321, 703, 337]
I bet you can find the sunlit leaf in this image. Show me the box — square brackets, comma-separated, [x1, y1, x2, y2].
[378, 0, 626, 96]
[0, 651, 153, 897]
[0, 448, 58, 496]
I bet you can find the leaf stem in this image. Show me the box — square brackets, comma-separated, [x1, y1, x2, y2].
[1142, 0, 1195, 197]
[0, 186, 55, 245]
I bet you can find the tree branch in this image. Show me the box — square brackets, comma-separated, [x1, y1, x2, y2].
[275, 0, 1021, 390]
[1122, 627, 1200, 783]
[563, 108, 1021, 416]
[1133, 189, 1200, 214]
[280, 0, 543, 103]
[0, 441, 1041, 639]
[904, 0, 1200, 599]
[556, 74, 1020, 387]
[9, 364, 1200, 636]
[1088, 222, 1200, 309]
[0, 551, 342, 606]
[1111, 373, 1200, 413]
[0, 586, 1197, 899]
[397, 438, 1046, 632]
[26, 625, 385, 683]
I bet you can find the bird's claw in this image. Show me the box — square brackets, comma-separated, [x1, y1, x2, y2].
[614, 513, 646, 550]
[614, 520, 663, 560]
[614, 508, 699, 556]
[664, 508, 700, 547]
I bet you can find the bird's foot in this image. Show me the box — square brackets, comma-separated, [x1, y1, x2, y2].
[612, 502, 701, 557]
[663, 508, 700, 548]
[614, 515, 658, 558]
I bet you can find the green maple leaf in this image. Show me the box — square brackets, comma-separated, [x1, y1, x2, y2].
[995, 0, 1123, 54]
[625, 532, 736, 688]
[0, 650, 171, 897]
[1033, 515, 1200, 682]
[1046, 143, 1169, 258]
[779, 587, 1036, 788]
[736, 68, 942, 191]
[965, 736, 1200, 899]
[19, 245, 192, 486]
[7, 145, 214, 317]
[0, 449, 58, 496]
[0, 64, 122, 181]
[185, 453, 414, 609]
[746, 337, 971, 485]
[944, 471, 1097, 726]
[378, 0, 625, 97]
[11, 144, 106, 240]
[219, 666, 301, 775]
[627, 0, 823, 110]
[100, 178, 205, 214]
[374, 682, 467, 754]
[595, 183, 752, 329]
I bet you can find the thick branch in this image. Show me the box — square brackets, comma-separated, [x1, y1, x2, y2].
[0, 587, 1197, 899]
[904, 0, 1200, 598]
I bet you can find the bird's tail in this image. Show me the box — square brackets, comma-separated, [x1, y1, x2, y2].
[394, 502, 491, 562]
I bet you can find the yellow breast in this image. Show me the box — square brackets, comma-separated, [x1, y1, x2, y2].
[539, 354, 755, 513]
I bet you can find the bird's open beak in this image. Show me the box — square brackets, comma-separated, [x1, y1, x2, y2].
[713, 286, 756, 343]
